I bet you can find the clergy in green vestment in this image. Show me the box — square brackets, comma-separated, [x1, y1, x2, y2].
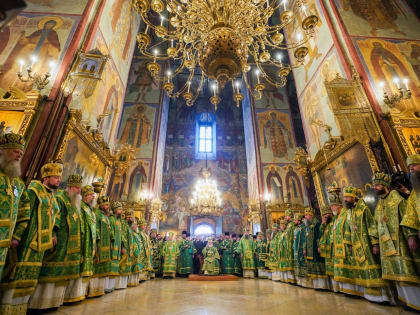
[293, 213, 308, 287]
[33, 174, 84, 309]
[203, 239, 220, 275]
[178, 231, 196, 276]
[128, 218, 142, 287]
[319, 205, 334, 291]
[345, 180, 391, 303]
[401, 154, 420, 233]
[0, 160, 62, 314]
[373, 172, 420, 311]
[89, 195, 113, 297]
[138, 218, 153, 280]
[303, 208, 328, 290]
[232, 234, 242, 276]
[150, 229, 162, 276]
[161, 232, 180, 278]
[0, 133, 27, 281]
[280, 210, 295, 284]
[269, 223, 281, 281]
[332, 186, 363, 297]
[79, 185, 96, 295]
[237, 229, 255, 278]
[220, 232, 234, 274]
[117, 209, 134, 289]
[109, 201, 123, 289]
[254, 232, 267, 278]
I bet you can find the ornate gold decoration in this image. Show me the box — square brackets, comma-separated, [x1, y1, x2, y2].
[149, 198, 163, 225]
[190, 167, 223, 216]
[293, 147, 311, 187]
[0, 87, 42, 136]
[54, 109, 114, 185]
[266, 202, 305, 227]
[134, 0, 318, 109]
[122, 201, 147, 220]
[62, 49, 108, 98]
[114, 144, 135, 182]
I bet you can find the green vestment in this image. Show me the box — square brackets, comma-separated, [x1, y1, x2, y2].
[161, 240, 179, 277]
[232, 240, 242, 275]
[38, 190, 81, 282]
[138, 229, 153, 273]
[202, 245, 220, 275]
[1, 181, 59, 297]
[0, 171, 27, 280]
[268, 232, 280, 271]
[293, 224, 306, 278]
[119, 220, 133, 276]
[93, 209, 113, 277]
[80, 201, 96, 277]
[319, 217, 335, 277]
[280, 222, 295, 273]
[350, 199, 385, 288]
[108, 214, 122, 276]
[132, 232, 144, 274]
[254, 239, 267, 270]
[401, 190, 420, 231]
[150, 237, 162, 274]
[178, 239, 196, 275]
[333, 208, 355, 284]
[304, 218, 326, 279]
[220, 239, 234, 274]
[374, 190, 420, 284]
[237, 237, 255, 270]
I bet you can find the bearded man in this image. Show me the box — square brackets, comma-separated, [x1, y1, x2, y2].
[28, 174, 84, 310]
[109, 201, 123, 289]
[0, 160, 62, 314]
[401, 154, 420, 234]
[0, 133, 27, 280]
[374, 171, 420, 310]
[237, 228, 255, 278]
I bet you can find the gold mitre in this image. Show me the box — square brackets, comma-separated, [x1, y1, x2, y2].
[0, 132, 25, 150]
[279, 219, 286, 226]
[304, 207, 315, 216]
[372, 172, 391, 188]
[81, 185, 95, 197]
[138, 218, 146, 226]
[41, 159, 63, 178]
[125, 208, 135, 218]
[97, 195, 110, 206]
[407, 154, 420, 166]
[327, 181, 341, 194]
[343, 185, 358, 198]
[67, 174, 83, 188]
[328, 193, 342, 206]
[320, 205, 332, 216]
[111, 201, 122, 211]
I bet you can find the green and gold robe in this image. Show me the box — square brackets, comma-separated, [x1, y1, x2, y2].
[350, 199, 386, 288]
[220, 239, 234, 274]
[93, 209, 113, 277]
[38, 190, 81, 283]
[319, 217, 335, 277]
[374, 190, 420, 283]
[333, 208, 355, 284]
[268, 231, 280, 271]
[1, 181, 59, 297]
[237, 237, 255, 270]
[131, 231, 144, 275]
[150, 237, 162, 275]
[254, 239, 267, 270]
[401, 190, 420, 231]
[232, 240, 242, 275]
[138, 229, 153, 273]
[293, 224, 306, 278]
[202, 245, 220, 275]
[161, 240, 179, 277]
[304, 218, 326, 279]
[0, 171, 27, 280]
[108, 214, 122, 277]
[280, 222, 295, 274]
[80, 201, 96, 277]
[178, 239, 196, 275]
[119, 220, 133, 277]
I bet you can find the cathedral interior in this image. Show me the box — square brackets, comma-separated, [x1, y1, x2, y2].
[0, 0, 419, 314]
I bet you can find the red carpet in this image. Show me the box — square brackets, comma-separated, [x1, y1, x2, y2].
[188, 274, 238, 281]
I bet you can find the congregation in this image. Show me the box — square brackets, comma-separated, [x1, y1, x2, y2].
[0, 132, 419, 314]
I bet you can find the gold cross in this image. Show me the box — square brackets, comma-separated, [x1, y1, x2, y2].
[72, 213, 78, 221]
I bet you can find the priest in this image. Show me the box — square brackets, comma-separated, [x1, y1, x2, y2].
[178, 230, 195, 276]
[0, 160, 62, 314]
[254, 232, 267, 278]
[202, 239, 220, 275]
[280, 209, 295, 284]
[293, 213, 308, 287]
[318, 204, 334, 291]
[373, 172, 420, 310]
[401, 154, 420, 233]
[138, 218, 153, 280]
[232, 234, 242, 276]
[237, 228, 255, 278]
[161, 232, 179, 278]
[220, 232, 234, 275]
[109, 201, 123, 289]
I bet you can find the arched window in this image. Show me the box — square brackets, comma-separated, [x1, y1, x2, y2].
[195, 112, 216, 159]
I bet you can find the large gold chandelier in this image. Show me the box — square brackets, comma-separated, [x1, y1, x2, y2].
[190, 168, 223, 216]
[134, 0, 318, 109]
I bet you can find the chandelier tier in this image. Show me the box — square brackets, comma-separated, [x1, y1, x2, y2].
[134, 0, 318, 109]
[190, 168, 223, 216]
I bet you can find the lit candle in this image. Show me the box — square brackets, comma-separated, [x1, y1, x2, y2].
[296, 32, 303, 41]
[18, 59, 25, 72]
[212, 83, 217, 96]
[256, 69, 260, 84]
[379, 81, 385, 92]
[171, 40, 174, 48]
[403, 78, 409, 90]
[145, 24, 149, 34]
[49, 61, 56, 73]
[160, 15, 164, 26]
[187, 81, 191, 92]
[393, 77, 400, 89]
[282, 0, 287, 11]
[302, 5, 308, 17]
[30, 55, 37, 68]
[167, 70, 172, 82]
[235, 81, 240, 93]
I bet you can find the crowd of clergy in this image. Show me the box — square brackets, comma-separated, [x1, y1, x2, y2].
[0, 131, 419, 314]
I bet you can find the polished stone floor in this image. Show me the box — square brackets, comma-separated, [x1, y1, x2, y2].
[48, 279, 416, 315]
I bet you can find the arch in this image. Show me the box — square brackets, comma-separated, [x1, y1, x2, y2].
[194, 223, 215, 236]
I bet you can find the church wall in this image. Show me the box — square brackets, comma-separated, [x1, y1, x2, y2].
[159, 96, 249, 234]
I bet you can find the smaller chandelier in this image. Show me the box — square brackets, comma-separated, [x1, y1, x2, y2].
[190, 168, 223, 216]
